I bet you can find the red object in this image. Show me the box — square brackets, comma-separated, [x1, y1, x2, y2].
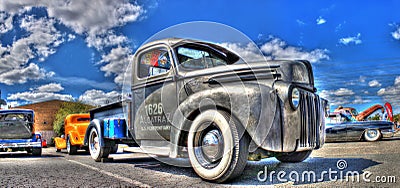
[356, 104, 384, 121]
[384, 102, 393, 122]
[42, 139, 47, 148]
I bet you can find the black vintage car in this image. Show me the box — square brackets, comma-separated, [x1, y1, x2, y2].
[325, 113, 395, 142]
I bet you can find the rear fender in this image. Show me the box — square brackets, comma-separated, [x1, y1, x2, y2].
[54, 137, 66, 149]
[68, 131, 82, 146]
[83, 119, 104, 147]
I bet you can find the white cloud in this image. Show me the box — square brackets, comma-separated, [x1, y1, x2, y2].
[219, 42, 267, 62]
[316, 16, 327, 25]
[0, 0, 144, 85]
[78, 89, 120, 106]
[67, 34, 76, 41]
[377, 76, 400, 110]
[319, 89, 351, 106]
[296, 19, 306, 26]
[339, 33, 362, 45]
[359, 76, 366, 83]
[99, 46, 133, 85]
[392, 26, 400, 40]
[86, 32, 129, 51]
[221, 37, 329, 64]
[36, 83, 64, 93]
[53, 76, 115, 90]
[7, 83, 73, 103]
[319, 88, 368, 106]
[0, 12, 13, 33]
[333, 88, 355, 96]
[0, 15, 63, 85]
[7, 83, 119, 107]
[0, 63, 54, 85]
[352, 96, 371, 104]
[0, 0, 143, 36]
[368, 80, 381, 87]
[260, 37, 329, 63]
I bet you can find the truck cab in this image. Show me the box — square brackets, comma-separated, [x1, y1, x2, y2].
[84, 38, 328, 182]
[0, 109, 42, 156]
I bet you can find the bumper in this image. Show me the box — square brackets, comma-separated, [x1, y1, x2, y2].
[0, 140, 42, 148]
[381, 130, 395, 138]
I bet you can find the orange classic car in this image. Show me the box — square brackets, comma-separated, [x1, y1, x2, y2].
[54, 114, 90, 154]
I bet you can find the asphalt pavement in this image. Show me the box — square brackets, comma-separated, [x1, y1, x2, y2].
[0, 136, 399, 187]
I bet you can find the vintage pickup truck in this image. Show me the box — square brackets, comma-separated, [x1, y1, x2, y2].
[54, 114, 91, 154]
[83, 38, 328, 182]
[0, 109, 42, 156]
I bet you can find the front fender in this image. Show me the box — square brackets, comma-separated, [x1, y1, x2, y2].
[169, 84, 278, 157]
[83, 119, 104, 147]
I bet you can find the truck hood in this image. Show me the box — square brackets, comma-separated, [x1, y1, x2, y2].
[181, 62, 280, 83]
[180, 60, 314, 89]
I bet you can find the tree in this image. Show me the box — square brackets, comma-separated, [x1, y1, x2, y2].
[367, 113, 381, 121]
[53, 101, 94, 136]
[393, 114, 400, 123]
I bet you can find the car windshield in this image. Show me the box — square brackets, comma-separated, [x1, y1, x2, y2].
[326, 113, 351, 123]
[176, 45, 230, 71]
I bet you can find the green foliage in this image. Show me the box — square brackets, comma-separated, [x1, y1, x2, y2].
[53, 101, 94, 136]
[367, 113, 381, 121]
[393, 114, 400, 123]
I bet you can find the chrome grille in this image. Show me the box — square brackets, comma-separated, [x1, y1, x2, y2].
[299, 91, 322, 148]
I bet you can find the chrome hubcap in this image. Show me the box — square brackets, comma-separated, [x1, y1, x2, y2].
[67, 138, 70, 151]
[367, 130, 377, 137]
[202, 129, 223, 162]
[90, 132, 99, 153]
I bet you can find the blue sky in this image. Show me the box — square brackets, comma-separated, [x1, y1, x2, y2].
[1, 1, 400, 113]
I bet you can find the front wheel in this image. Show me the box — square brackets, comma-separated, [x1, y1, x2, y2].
[275, 150, 312, 163]
[188, 110, 249, 183]
[88, 127, 110, 162]
[364, 129, 381, 142]
[67, 136, 78, 155]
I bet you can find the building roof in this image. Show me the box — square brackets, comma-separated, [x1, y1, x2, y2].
[14, 99, 70, 108]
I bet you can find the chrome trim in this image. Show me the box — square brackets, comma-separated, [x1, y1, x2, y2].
[299, 91, 323, 149]
[202, 129, 223, 162]
[381, 130, 395, 138]
[0, 141, 41, 148]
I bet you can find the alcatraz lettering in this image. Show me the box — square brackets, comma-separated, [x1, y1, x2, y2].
[139, 103, 172, 128]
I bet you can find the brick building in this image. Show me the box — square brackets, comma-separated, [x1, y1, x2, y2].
[12, 100, 78, 142]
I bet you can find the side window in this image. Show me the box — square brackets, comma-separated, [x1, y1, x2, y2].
[138, 48, 171, 78]
[176, 46, 227, 70]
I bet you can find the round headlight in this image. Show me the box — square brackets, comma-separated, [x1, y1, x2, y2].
[291, 88, 300, 109]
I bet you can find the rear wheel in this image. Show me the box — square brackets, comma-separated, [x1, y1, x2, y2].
[188, 110, 249, 183]
[67, 136, 78, 155]
[88, 127, 110, 162]
[275, 150, 312, 163]
[31, 148, 42, 156]
[364, 129, 381, 142]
